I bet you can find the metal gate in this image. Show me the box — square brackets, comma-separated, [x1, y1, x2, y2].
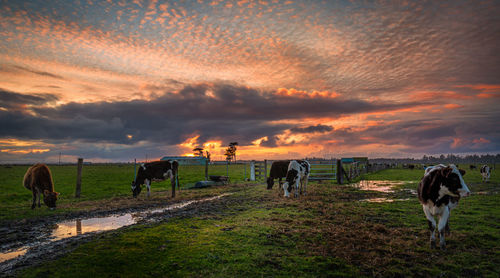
[308, 160, 336, 181]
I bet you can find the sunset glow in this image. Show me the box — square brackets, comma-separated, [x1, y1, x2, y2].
[0, 0, 499, 163]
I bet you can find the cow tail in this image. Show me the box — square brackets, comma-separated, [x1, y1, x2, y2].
[23, 166, 33, 190]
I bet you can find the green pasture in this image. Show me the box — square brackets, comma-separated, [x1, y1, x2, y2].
[18, 166, 500, 277]
[0, 163, 252, 220]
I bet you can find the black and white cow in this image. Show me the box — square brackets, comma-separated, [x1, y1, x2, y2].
[417, 164, 470, 250]
[266, 160, 290, 190]
[282, 160, 310, 198]
[480, 165, 491, 182]
[131, 160, 179, 198]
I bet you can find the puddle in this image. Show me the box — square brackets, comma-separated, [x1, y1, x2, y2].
[0, 248, 27, 263]
[360, 198, 411, 203]
[351, 180, 416, 203]
[350, 180, 409, 193]
[0, 193, 231, 264]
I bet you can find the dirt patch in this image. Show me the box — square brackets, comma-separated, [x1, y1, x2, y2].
[0, 186, 249, 276]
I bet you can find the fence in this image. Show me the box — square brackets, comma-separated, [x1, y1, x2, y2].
[308, 160, 337, 182]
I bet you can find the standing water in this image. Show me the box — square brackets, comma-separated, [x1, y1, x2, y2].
[0, 193, 231, 264]
[348, 180, 417, 202]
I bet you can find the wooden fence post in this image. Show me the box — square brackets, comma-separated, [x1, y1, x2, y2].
[264, 160, 267, 180]
[336, 159, 343, 185]
[244, 163, 247, 181]
[250, 161, 256, 181]
[75, 158, 83, 198]
[133, 159, 137, 181]
[205, 159, 209, 181]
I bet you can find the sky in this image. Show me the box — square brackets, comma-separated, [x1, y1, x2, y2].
[0, 0, 499, 163]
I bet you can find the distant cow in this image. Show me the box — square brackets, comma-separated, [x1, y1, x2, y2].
[417, 164, 470, 250]
[23, 163, 60, 209]
[469, 165, 476, 170]
[282, 160, 310, 198]
[132, 160, 179, 198]
[266, 160, 290, 190]
[408, 164, 415, 170]
[480, 165, 491, 182]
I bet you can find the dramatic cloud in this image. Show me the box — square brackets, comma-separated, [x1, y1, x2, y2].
[0, 0, 498, 162]
[290, 124, 334, 134]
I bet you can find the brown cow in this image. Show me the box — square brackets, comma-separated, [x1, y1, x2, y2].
[23, 163, 59, 209]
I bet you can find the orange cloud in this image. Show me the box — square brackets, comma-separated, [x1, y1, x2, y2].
[410, 90, 472, 101]
[477, 93, 500, 98]
[444, 103, 463, 109]
[275, 88, 340, 98]
[1, 148, 50, 154]
[472, 138, 490, 144]
[455, 84, 500, 93]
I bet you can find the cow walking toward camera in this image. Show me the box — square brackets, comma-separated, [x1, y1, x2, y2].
[480, 165, 490, 182]
[23, 163, 60, 210]
[132, 160, 179, 198]
[282, 160, 310, 198]
[417, 164, 470, 250]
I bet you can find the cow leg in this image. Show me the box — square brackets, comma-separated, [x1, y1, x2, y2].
[31, 190, 37, 209]
[438, 207, 450, 250]
[302, 176, 309, 196]
[294, 179, 300, 198]
[145, 179, 151, 198]
[278, 178, 283, 196]
[423, 205, 436, 248]
[38, 190, 41, 207]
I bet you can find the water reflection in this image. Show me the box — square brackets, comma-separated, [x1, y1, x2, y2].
[351, 180, 415, 203]
[0, 193, 231, 264]
[350, 180, 409, 193]
[0, 248, 27, 263]
[49, 194, 229, 241]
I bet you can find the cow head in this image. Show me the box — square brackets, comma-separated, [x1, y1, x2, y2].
[43, 190, 59, 209]
[266, 177, 274, 190]
[131, 181, 142, 197]
[282, 168, 299, 197]
[440, 165, 470, 198]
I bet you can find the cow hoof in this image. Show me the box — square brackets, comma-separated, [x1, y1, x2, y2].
[31, 205, 35, 210]
[430, 241, 436, 249]
[440, 244, 446, 251]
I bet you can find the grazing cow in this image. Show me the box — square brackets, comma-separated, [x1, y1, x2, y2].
[132, 160, 179, 198]
[408, 164, 415, 170]
[480, 165, 491, 182]
[23, 163, 59, 209]
[417, 164, 470, 250]
[282, 160, 310, 198]
[469, 165, 476, 170]
[266, 160, 290, 190]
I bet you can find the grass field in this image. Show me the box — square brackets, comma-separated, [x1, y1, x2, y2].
[3, 165, 498, 277]
[0, 163, 252, 220]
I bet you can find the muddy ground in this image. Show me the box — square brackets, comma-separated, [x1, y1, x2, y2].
[2, 181, 498, 277]
[0, 185, 248, 276]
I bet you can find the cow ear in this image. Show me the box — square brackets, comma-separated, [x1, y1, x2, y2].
[459, 169, 466, 176]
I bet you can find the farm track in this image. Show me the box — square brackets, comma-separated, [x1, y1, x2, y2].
[0, 185, 251, 276]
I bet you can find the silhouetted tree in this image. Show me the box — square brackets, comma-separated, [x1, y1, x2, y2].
[193, 147, 204, 157]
